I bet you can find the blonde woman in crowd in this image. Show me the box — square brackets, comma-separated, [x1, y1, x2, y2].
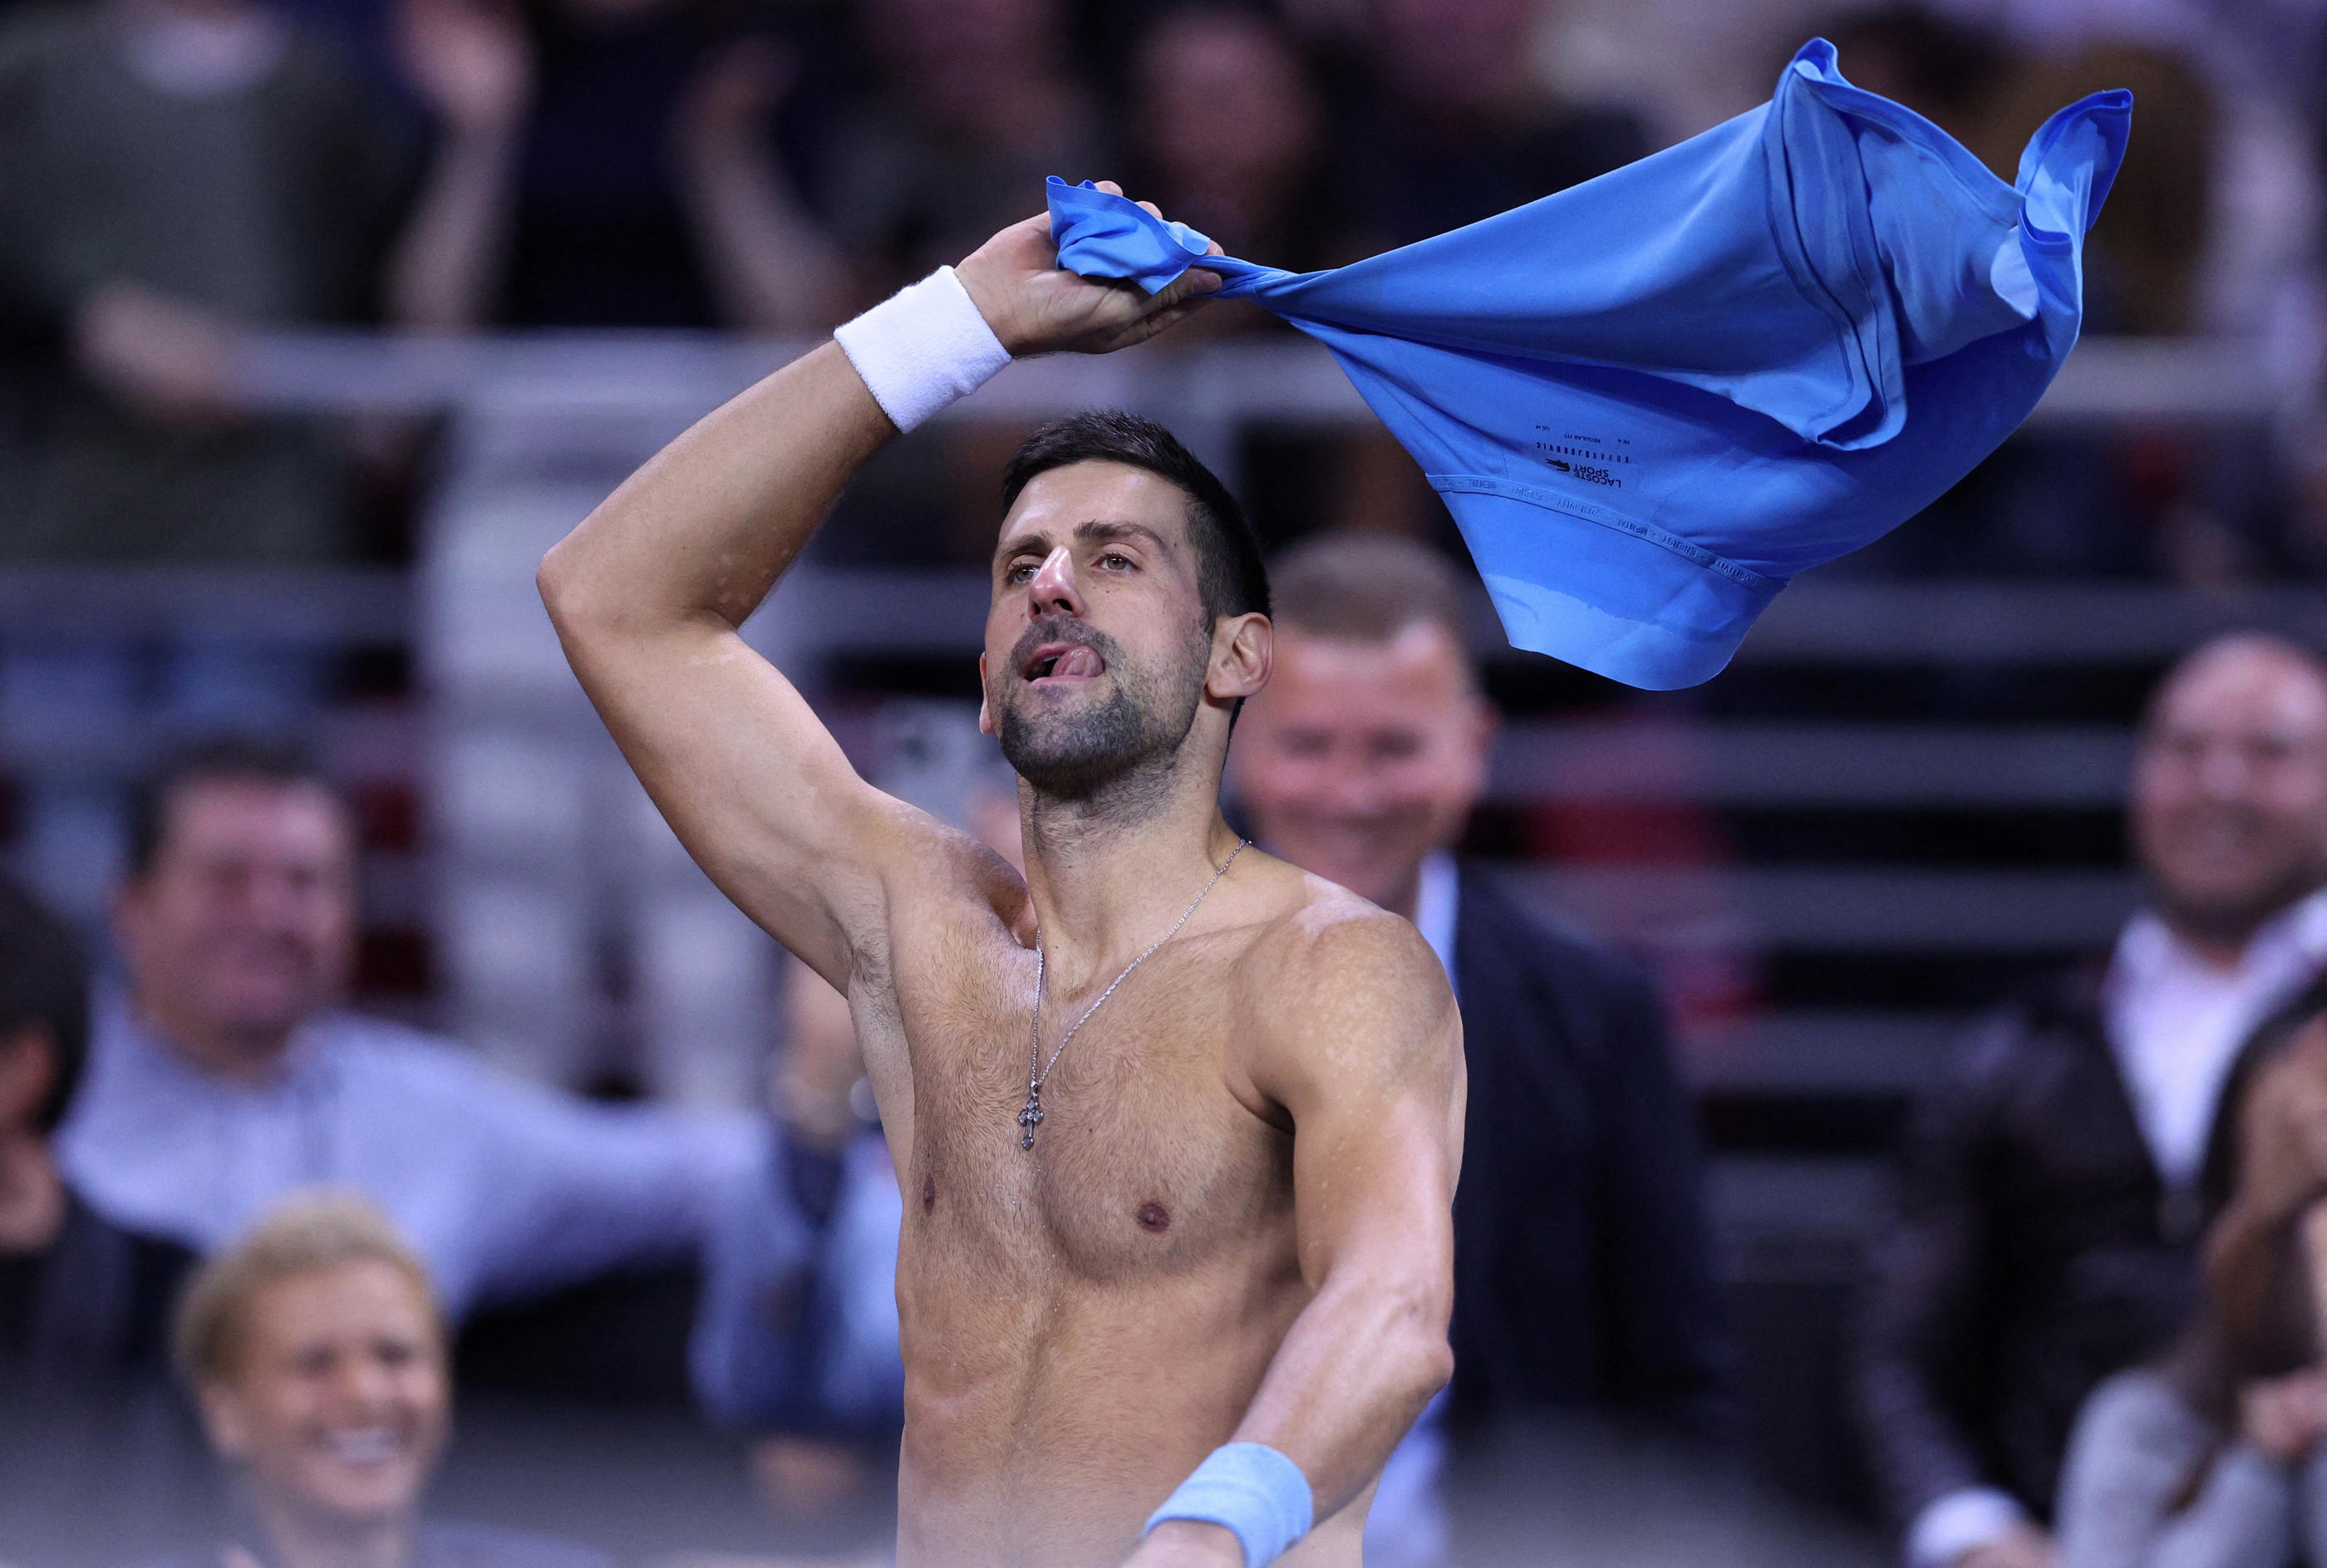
[155, 1194, 609, 1568]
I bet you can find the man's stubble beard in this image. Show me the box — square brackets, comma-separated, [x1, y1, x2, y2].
[994, 617, 1213, 820]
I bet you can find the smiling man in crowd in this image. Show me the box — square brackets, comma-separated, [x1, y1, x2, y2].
[57, 738, 760, 1320]
[1855, 633, 2327, 1568]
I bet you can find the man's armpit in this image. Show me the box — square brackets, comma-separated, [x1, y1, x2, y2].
[858, 804, 1034, 973]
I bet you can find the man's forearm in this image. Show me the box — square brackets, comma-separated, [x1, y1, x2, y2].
[1137, 1271, 1449, 1567]
[1233, 1268, 1453, 1517]
[539, 343, 893, 637]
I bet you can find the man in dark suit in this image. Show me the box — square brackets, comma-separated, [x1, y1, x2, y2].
[1230, 532, 1728, 1559]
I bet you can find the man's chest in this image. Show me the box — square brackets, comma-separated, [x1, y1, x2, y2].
[883, 941, 1293, 1283]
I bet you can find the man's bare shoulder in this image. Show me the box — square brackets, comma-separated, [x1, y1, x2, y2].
[1228, 857, 1459, 1074]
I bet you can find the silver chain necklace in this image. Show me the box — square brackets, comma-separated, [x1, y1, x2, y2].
[1017, 839, 1248, 1151]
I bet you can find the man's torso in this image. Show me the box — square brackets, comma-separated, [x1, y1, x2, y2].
[857, 857, 1368, 1566]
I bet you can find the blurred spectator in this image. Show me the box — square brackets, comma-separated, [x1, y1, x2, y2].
[1854, 633, 2327, 1568]
[54, 737, 765, 1320]
[387, 0, 842, 332]
[1231, 533, 1729, 1563]
[1813, 5, 2008, 141]
[1123, 7, 1345, 335]
[0, 0, 411, 563]
[693, 951, 902, 1537]
[1981, 42, 2216, 337]
[1823, 7, 2310, 585]
[1977, 43, 2266, 584]
[3, 886, 190, 1568]
[159, 1192, 608, 1568]
[1, 868, 210, 1568]
[1325, 0, 1650, 254]
[824, 0, 1107, 299]
[795, 0, 1109, 569]
[0, 872, 193, 1389]
[1909, 0, 2315, 342]
[2050, 1018, 2327, 1567]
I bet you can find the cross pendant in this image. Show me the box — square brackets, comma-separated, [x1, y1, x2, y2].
[1017, 1089, 1045, 1150]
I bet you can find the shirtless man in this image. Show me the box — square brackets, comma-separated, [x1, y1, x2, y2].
[539, 189, 1464, 1568]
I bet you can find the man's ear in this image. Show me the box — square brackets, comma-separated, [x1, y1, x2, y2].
[112, 869, 158, 958]
[1208, 613, 1272, 704]
[0, 1025, 57, 1133]
[1458, 690, 1501, 801]
[1469, 689, 1501, 755]
[199, 1379, 253, 1462]
[977, 652, 994, 736]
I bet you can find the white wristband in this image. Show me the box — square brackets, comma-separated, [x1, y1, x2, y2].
[832, 266, 1011, 434]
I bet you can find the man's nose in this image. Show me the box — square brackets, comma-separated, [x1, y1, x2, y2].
[2194, 741, 2257, 800]
[243, 872, 312, 924]
[1319, 755, 1389, 816]
[1027, 546, 1086, 619]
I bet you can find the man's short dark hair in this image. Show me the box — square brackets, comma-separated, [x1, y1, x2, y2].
[1000, 410, 1271, 627]
[0, 875, 89, 1135]
[127, 736, 336, 880]
[1268, 532, 1474, 664]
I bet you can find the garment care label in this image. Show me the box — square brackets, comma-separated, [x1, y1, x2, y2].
[1533, 428, 1634, 489]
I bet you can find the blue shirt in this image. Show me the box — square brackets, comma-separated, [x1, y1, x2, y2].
[1048, 39, 2132, 690]
[57, 996, 764, 1317]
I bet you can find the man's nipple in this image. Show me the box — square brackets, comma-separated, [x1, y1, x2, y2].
[1136, 1202, 1171, 1234]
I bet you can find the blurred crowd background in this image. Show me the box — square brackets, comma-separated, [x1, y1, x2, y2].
[8, 0, 2327, 1565]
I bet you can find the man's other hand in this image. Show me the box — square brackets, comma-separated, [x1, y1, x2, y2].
[1119, 1520, 1242, 1568]
[1957, 1524, 2054, 1568]
[956, 182, 1222, 358]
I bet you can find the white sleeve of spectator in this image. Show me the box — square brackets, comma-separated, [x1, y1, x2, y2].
[2144, 1444, 2295, 1568]
[832, 266, 1011, 434]
[457, 1063, 766, 1305]
[1907, 1487, 2029, 1568]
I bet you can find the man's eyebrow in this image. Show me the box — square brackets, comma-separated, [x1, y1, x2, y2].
[996, 519, 1176, 560]
[1075, 519, 1173, 550]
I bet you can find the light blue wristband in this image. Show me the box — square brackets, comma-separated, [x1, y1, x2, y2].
[1144, 1443, 1315, 1567]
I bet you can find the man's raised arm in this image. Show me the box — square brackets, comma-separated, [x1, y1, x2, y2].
[536, 194, 1218, 986]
